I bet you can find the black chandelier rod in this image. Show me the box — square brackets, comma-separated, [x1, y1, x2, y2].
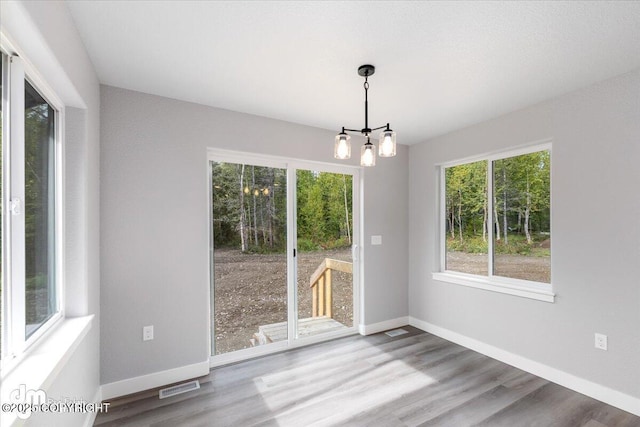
[340, 65, 392, 137]
[342, 124, 389, 134]
[363, 75, 370, 134]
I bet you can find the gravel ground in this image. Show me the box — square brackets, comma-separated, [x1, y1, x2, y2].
[446, 251, 551, 283]
[213, 248, 548, 355]
[212, 247, 352, 354]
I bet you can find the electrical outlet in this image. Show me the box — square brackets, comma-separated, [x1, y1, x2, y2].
[143, 325, 154, 341]
[594, 333, 607, 350]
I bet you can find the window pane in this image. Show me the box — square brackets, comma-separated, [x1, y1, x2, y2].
[444, 160, 488, 275]
[25, 80, 57, 338]
[211, 162, 288, 355]
[493, 151, 551, 283]
[296, 170, 353, 339]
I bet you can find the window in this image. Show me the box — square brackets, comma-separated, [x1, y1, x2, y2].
[1, 52, 62, 364]
[436, 144, 552, 301]
[24, 80, 57, 338]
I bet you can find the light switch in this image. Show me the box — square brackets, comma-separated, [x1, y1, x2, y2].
[371, 235, 382, 245]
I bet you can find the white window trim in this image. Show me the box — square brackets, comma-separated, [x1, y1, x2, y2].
[434, 141, 554, 303]
[0, 22, 93, 425]
[1, 315, 92, 427]
[1, 45, 66, 371]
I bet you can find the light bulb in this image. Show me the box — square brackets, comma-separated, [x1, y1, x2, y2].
[363, 149, 373, 165]
[362, 146, 374, 166]
[334, 132, 351, 159]
[337, 139, 349, 159]
[378, 129, 396, 157]
[381, 135, 393, 156]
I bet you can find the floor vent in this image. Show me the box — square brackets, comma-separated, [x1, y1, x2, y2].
[385, 328, 409, 337]
[159, 380, 200, 399]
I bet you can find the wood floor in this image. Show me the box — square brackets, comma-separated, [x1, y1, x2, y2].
[95, 327, 640, 426]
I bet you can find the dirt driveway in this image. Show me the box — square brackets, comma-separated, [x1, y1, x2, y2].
[446, 251, 550, 283]
[212, 248, 548, 355]
[212, 247, 352, 354]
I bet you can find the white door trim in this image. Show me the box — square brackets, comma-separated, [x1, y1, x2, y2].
[208, 150, 362, 367]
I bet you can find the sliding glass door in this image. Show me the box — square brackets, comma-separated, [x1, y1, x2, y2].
[295, 169, 354, 339]
[210, 161, 288, 355]
[209, 153, 359, 361]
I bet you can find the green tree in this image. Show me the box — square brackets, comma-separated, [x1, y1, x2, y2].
[445, 160, 487, 243]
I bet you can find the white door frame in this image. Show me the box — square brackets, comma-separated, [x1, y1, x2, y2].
[207, 148, 361, 368]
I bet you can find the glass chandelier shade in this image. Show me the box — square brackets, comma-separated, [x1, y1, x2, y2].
[334, 131, 351, 160]
[378, 128, 397, 157]
[360, 139, 376, 167]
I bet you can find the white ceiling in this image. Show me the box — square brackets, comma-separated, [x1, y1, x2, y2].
[66, 1, 640, 145]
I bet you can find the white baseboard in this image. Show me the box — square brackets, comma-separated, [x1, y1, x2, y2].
[409, 316, 640, 417]
[100, 360, 210, 400]
[359, 316, 409, 336]
[83, 387, 103, 427]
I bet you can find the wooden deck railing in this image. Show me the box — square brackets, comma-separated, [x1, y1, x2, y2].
[310, 258, 352, 318]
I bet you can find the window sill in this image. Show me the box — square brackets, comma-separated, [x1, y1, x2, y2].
[432, 272, 555, 303]
[1, 315, 94, 425]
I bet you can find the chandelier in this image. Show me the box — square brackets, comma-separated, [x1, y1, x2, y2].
[334, 64, 397, 167]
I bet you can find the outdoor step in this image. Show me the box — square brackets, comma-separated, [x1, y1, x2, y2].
[252, 331, 268, 346]
[252, 316, 347, 346]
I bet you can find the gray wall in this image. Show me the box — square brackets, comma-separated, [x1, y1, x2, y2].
[409, 69, 640, 398]
[100, 85, 408, 385]
[2, 1, 101, 425]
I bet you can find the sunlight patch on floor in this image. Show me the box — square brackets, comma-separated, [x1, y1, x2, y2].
[253, 337, 438, 424]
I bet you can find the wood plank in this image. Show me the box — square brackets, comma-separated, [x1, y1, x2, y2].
[318, 275, 324, 315]
[95, 327, 640, 427]
[309, 259, 327, 287]
[257, 316, 346, 344]
[310, 258, 352, 287]
[325, 268, 332, 318]
[418, 375, 548, 426]
[312, 285, 317, 316]
[325, 258, 352, 274]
